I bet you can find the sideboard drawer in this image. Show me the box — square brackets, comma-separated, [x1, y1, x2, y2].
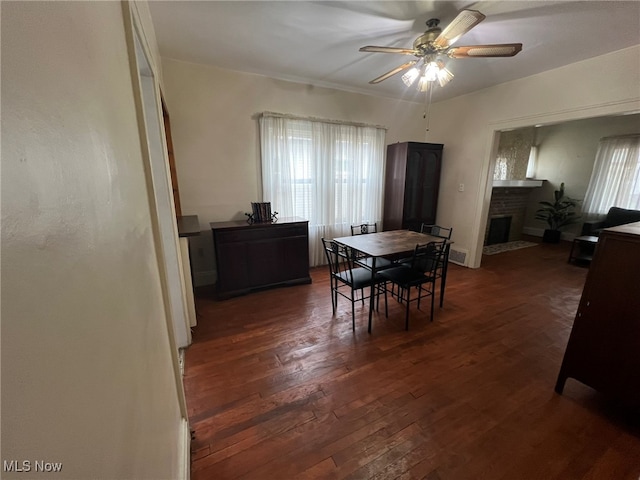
[214, 222, 307, 244]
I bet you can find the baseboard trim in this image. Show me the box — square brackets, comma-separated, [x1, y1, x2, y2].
[179, 418, 191, 480]
[523, 227, 577, 241]
[522, 227, 541, 237]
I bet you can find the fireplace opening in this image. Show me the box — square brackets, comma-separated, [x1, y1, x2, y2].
[487, 216, 512, 245]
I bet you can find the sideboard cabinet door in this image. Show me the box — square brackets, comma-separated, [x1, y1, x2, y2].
[555, 221, 640, 405]
[211, 217, 311, 298]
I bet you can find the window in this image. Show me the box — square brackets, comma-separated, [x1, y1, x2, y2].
[260, 114, 386, 266]
[583, 135, 640, 215]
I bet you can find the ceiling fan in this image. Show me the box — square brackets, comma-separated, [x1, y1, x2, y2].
[359, 9, 522, 89]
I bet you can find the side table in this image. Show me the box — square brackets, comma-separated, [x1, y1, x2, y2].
[568, 235, 598, 264]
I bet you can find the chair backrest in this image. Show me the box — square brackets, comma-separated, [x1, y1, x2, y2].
[322, 238, 357, 282]
[351, 223, 378, 236]
[421, 224, 453, 240]
[410, 241, 444, 275]
[322, 238, 339, 274]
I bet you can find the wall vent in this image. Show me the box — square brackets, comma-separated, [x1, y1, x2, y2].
[449, 248, 468, 266]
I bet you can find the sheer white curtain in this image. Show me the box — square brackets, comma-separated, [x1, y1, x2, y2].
[259, 114, 386, 266]
[583, 135, 640, 215]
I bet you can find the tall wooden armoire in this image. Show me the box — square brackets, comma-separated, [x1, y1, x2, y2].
[383, 141, 443, 232]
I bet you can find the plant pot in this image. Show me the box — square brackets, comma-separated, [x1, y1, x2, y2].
[542, 229, 562, 243]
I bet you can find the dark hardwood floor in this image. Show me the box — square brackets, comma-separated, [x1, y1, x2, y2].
[186, 239, 640, 479]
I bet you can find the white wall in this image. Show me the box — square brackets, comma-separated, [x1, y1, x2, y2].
[1, 2, 185, 478]
[523, 114, 640, 237]
[162, 45, 640, 280]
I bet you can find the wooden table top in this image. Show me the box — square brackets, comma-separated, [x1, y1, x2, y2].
[333, 230, 447, 258]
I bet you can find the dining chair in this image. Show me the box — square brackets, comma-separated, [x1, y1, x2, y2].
[350, 223, 378, 235]
[420, 224, 453, 307]
[379, 241, 444, 330]
[322, 238, 387, 331]
[349, 222, 394, 271]
[420, 224, 453, 240]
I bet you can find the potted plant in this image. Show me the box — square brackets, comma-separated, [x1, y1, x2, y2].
[535, 182, 581, 243]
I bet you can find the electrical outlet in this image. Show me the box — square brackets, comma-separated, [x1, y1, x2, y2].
[458, 183, 464, 192]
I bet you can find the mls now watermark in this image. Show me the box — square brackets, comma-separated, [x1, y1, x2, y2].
[3, 459, 63, 473]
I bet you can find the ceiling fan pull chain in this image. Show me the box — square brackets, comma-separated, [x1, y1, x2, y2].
[424, 82, 433, 134]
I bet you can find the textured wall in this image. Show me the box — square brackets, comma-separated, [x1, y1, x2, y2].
[494, 127, 536, 180]
[1, 2, 184, 478]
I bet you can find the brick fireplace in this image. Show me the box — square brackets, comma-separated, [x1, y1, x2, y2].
[487, 215, 512, 245]
[484, 187, 535, 245]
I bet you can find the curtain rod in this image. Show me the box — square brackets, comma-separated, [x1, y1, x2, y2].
[600, 133, 640, 141]
[260, 111, 387, 130]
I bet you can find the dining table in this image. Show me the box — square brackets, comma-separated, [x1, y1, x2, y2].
[332, 229, 451, 333]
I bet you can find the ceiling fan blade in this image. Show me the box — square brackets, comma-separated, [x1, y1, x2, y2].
[433, 9, 486, 49]
[359, 46, 419, 55]
[369, 60, 418, 84]
[447, 43, 523, 58]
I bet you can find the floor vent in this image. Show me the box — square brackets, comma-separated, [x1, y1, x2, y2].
[449, 248, 468, 266]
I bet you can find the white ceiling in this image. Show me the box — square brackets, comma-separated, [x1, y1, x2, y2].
[149, 1, 640, 104]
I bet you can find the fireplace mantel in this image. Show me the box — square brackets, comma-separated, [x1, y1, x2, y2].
[492, 179, 544, 188]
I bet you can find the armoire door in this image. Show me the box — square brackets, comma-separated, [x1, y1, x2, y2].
[383, 142, 443, 232]
[402, 144, 442, 231]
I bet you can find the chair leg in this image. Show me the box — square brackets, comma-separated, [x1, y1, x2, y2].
[330, 281, 336, 314]
[395, 286, 404, 304]
[383, 283, 388, 318]
[392, 284, 403, 302]
[430, 281, 435, 321]
[351, 296, 356, 331]
[405, 286, 411, 330]
[440, 261, 449, 308]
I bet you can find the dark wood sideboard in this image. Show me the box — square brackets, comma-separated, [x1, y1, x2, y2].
[210, 217, 311, 298]
[555, 221, 640, 406]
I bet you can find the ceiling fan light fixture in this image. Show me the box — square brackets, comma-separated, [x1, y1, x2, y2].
[417, 75, 430, 92]
[423, 61, 440, 82]
[416, 59, 453, 90]
[436, 60, 454, 87]
[359, 9, 522, 90]
[401, 67, 420, 87]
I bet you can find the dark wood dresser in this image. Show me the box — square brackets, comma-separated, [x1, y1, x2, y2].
[555, 221, 640, 405]
[210, 217, 311, 298]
